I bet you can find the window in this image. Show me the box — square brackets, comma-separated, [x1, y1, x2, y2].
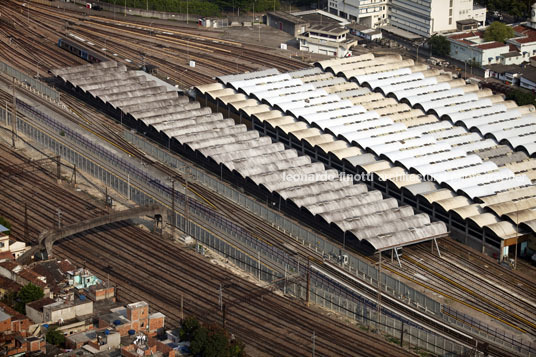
[449, 9, 452, 16]
[450, 0, 453, 7]
[449, 18, 452, 25]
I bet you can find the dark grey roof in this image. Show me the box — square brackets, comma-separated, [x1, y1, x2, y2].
[308, 24, 347, 35]
[501, 51, 522, 58]
[457, 19, 480, 25]
[267, 11, 308, 24]
[485, 64, 522, 74]
[520, 66, 536, 83]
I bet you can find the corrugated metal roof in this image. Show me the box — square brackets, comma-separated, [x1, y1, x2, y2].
[194, 56, 536, 243]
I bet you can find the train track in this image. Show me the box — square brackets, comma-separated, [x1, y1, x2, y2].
[0, 0, 308, 88]
[0, 142, 412, 357]
[2, 80, 533, 354]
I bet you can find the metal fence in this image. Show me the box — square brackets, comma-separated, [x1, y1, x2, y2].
[122, 130, 534, 356]
[124, 132, 444, 314]
[442, 306, 534, 355]
[3, 100, 531, 356]
[0, 62, 60, 101]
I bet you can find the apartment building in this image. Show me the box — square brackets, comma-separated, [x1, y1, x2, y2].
[388, 0, 486, 37]
[328, 0, 388, 28]
[328, 0, 485, 36]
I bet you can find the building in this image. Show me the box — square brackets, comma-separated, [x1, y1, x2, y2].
[25, 296, 93, 324]
[65, 328, 121, 350]
[388, 0, 486, 37]
[0, 301, 44, 356]
[0, 276, 22, 302]
[519, 66, 536, 91]
[121, 334, 178, 357]
[328, 0, 387, 28]
[0, 302, 31, 336]
[266, 11, 308, 37]
[298, 24, 357, 57]
[348, 23, 383, 41]
[98, 301, 164, 337]
[68, 268, 103, 289]
[0, 225, 30, 260]
[486, 64, 522, 85]
[449, 22, 536, 67]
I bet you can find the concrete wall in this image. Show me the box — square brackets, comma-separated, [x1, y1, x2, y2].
[266, 15, 301, 37]
[25, 305, 43, 324]
[390, 0, 483, 36]
[328, 0, 387, 28]
[43, 300, 93, 323]
[449, 40, 509, 66]
[521, 77, 536, 91]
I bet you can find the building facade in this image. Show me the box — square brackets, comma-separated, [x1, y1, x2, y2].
[298, 24, 357, 57]
[448, 22, 536, 67]
[388, 0, 485, 37]
[328, 0, 387, 28]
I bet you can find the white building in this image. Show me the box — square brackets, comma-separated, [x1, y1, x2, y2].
[388, 0, 486, 37]
[298, 24, 357, 57]
[0, 225, 30, 260]
[448, 15, 536, 67]
[328, 0, 388, 28]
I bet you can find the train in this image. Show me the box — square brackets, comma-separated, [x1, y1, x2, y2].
[57, 38, 107, 64]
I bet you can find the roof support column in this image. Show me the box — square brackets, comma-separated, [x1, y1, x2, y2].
[433, 238, 441, 258]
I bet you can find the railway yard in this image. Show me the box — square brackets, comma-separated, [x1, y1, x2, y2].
[1, 0, 536, 356]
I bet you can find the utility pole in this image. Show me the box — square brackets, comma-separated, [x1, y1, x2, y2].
[219, 284, 223, 311]
[186, 0, 189, 24]
[377, 252, 382, 331]
[222, 303, 226, 328]
[57, 208, 62, 229]
[171, 179, 175, 234]
[180, 294, 184, 321]
[72, 165, 77, 186]
[306, 258, 310, 307]
[24, 203, 28, 241]
[515, 203, 519, 269]
[312, 330, 316, 357]
[11, 78, 16, 148]
[56, 155, 61, 182]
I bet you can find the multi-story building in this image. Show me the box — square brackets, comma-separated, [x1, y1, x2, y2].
[448, 13, 536, 67]
[328, 0, 388, 28]
[388, 0, 486, 37]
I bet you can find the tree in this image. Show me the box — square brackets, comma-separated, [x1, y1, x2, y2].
[190, 326, 209, 355]
[179, 316, 201, 341]
[484, 22, 515, 42]
[429, 35, 450, 57]
[0, 217, 11, 232]
[203, 325, 230, 357]
[506, 89, 536, 106]
[15, 283, 44, 314]
[477, 0, 533, 20]
[46, 327, 65, 346]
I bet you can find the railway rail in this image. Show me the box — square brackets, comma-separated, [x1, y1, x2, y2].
[2, 78, 534, 354]
[0, 142, 412, 357]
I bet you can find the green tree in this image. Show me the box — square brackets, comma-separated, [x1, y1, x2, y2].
[429, 35, 450, 57]
[203, 325, 229, 357]
[506, 89, 536, 106]
[484, 21, 515, 42]
[15, 283, 44, 314]
[477, 0, 533, 19]
[46, 327, 65, 346]
[179, 316, 201, 341]
[190, 326, 209, 355]
[0, 217, 11, 232]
